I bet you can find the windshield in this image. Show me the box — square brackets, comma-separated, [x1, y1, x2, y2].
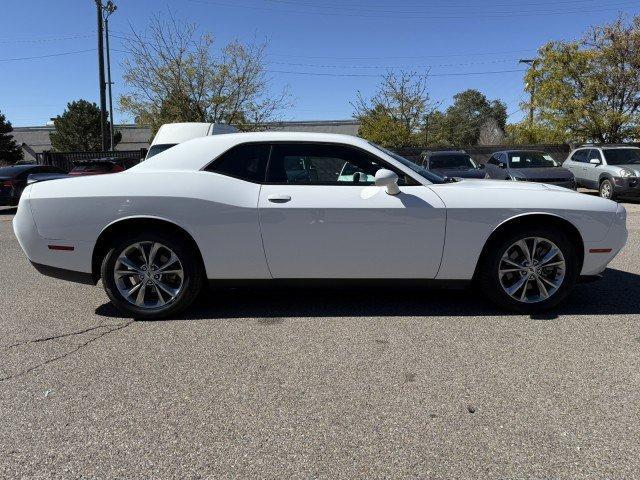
[429, 154, 477, 170]
[507, 152, 558, 168]
[146, 143, 178, 159]
[368, 143, 445, 184]
[603, 148, 640, 165]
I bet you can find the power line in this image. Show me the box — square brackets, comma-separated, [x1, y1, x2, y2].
[0, 49, 94, 62]
[111, 32, 537, 60]
[266, 48, 537, 60]
[265, 0, 621, 7]
[267, 58, 519, 69]
[263, 0, 640, 15]
[185, 0, 640, 19]
[266, 68, 528, 77]
[0, 34, 93, 44]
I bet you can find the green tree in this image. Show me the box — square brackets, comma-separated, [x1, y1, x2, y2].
[505, 121, 567, 144]
[357, 105, 413, 149]
[524, 15, 640, 143]
[0, 111, 23, 164]
[352, 71, 437, 149]
[49, 100, 121, 152]
[431, 89, 507, 146]
[132, 89, 204, 137]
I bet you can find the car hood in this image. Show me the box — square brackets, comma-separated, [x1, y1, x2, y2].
[508, 167, 573, 180]
[430, 179, 618, 216]
[430, 168, 485, 179]
[443, 178, 578, 192]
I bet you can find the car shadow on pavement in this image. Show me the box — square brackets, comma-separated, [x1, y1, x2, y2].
[0, 207, 17, 215]
[95, 267, 640, 321]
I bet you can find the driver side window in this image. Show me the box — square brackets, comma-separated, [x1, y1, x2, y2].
[266, 143, 412, 185]
[588, 149, 603, 163]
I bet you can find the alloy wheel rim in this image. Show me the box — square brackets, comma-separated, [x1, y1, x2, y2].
[601, 182, 611, 198]
[114, 241, 184, 309]
[498, 237, 566, 304]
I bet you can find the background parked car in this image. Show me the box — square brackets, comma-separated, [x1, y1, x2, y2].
[420, 150, 485, 179]
[26, 157, 137, 186]
[563, 145, 640, 200]
[146, 122, 238, 159]
[484, 150, 576, 189]
[0, 164, 65, 206]
[68, 157, 137, 176]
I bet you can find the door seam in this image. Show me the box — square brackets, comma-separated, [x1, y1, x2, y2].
[256, 184, 275, 279]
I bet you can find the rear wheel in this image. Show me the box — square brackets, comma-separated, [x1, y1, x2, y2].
[478, 226, 578, 312]
[599, 179, 615, 200]
[101, 232, 203, 319]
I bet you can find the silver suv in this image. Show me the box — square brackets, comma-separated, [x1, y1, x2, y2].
[563, 145, 640, 200]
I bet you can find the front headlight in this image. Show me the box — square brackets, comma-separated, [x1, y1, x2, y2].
[619, 169, 636, 178]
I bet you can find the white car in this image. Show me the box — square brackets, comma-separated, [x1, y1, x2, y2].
[13, 132, 627, 318]
[146, 122, 238, 159]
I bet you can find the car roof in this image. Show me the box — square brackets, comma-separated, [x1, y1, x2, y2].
[132, 132, 380, 172]
[0, 164, 40, 176]
[571, 145, 640, 152]
[425, 150, 468, 156]
[494, 150, 546, 154]
[599, 145, 640, 150]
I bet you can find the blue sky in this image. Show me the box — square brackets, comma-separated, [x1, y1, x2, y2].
[1, 0, 638, 127]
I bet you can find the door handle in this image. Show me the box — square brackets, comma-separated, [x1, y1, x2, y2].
[267, 194, 291, 203]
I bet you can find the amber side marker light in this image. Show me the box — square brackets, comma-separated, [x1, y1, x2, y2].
[48, 245, 75, 251]
[589, 248, 613, 253]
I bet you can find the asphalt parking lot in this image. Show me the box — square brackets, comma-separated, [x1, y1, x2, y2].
[1, 199, 640, 479]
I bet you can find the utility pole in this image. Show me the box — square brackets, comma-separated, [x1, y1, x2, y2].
[95, 0, 108, 151]
[103, 1, 117, 151]
[519, 59, 537, 126]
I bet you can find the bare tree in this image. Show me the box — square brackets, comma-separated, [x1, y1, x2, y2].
[478, 117, 506, 145]
[119, 14, 291, 133]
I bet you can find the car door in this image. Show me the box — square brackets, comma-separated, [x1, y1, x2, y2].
[258, 142, 446, 279]
[490, 153, 510, 179]
[584, 149, 604, 187]
[562, 151, 576, 177]
[567, 149, 589, 186]
[484, 154, 501, 179]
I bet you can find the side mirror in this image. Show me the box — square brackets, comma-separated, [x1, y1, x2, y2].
[590, 158, 601, 165]
[375, 169, 400, 195]
[498, 163, 506, 169]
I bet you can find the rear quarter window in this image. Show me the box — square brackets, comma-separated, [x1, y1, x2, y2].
[205, 143, 270, 183]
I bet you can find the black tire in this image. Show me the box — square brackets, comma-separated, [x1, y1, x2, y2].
[101, 231, 203, 319]
[477, 226, 579, 313]
[599, 178, 616, 200]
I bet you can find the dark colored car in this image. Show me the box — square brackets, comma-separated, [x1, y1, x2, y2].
[421, 150, 485, 179]
[484, 150, 576, 190]
[0, 164, 66, 206]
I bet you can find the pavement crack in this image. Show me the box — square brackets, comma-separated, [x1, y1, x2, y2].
[0, 320, 134, 382]
[3, 323, 120, 349]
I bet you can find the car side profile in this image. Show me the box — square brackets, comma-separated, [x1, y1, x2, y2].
[563, 145, 640, 200]
[484, 150, 576, 190]
[13, 132, 627, 319]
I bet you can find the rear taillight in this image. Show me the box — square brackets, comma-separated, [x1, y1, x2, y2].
[1, 180, 15, 188]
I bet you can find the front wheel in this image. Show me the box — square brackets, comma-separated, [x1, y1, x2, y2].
[101, 232, 203, 319]
[478, 227, 578, 312]
[599, 179, 615, 200]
